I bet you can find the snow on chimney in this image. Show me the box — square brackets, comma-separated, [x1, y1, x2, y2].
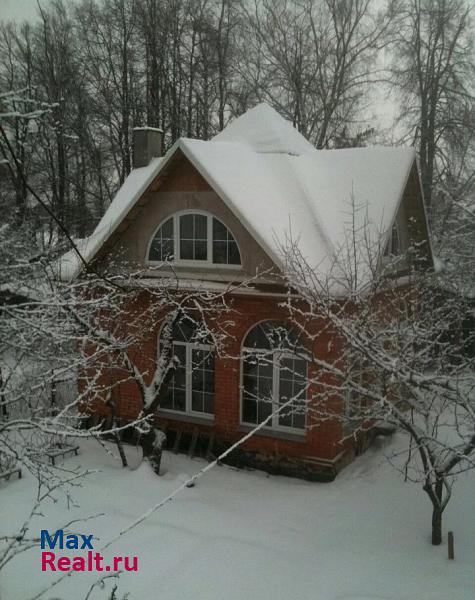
[132, 126, 163, 168]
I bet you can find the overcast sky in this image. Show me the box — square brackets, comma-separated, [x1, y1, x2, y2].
[0, 0, 55, 23]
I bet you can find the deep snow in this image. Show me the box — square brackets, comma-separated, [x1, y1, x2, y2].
[1, 434, 473, 600]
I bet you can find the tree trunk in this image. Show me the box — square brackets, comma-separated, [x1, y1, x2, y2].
[431, 505, 443, 545]
[140, 428, 166, 475]
[107, 397, 128, 468]
[431, 477, 444, 545]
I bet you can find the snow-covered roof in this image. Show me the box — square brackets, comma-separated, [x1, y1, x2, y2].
[213, 102, 315, 156]
[58, 103, 417, 292]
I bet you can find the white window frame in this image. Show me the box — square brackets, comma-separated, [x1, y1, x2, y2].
[160, 338, 215, 420]
[240, 347, 307, 435]
[147, 210, 242, 269]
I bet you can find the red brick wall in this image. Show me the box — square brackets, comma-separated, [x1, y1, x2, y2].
[84, 291, 347, 463]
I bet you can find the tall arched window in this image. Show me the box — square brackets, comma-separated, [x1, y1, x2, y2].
[160, 317, 214, 417]
[148, 211, 241, 266]
[241, 321, 307, 432]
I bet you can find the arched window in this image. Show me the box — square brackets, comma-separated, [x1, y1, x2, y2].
[160, 316, 214, 417]
[241, 321, 307, 432]
[148, 211, 241, 266]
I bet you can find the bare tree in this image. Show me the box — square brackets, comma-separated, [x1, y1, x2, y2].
[242, 0, 395, 147]
[391, 0, 475, 210]
[279, 219, 474, 545]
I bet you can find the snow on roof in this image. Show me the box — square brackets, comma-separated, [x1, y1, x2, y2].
[59, 103, 416, 292]
[180, 139, 414, 291]
[213, 103, 315, 156]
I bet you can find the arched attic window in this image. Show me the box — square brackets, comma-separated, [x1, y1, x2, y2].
[241, 321, 308, 432]
[160, 316, 215, 417]
[148, 211, 241, 266]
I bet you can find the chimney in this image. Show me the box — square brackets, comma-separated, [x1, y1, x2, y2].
[132, 126, 163, 168]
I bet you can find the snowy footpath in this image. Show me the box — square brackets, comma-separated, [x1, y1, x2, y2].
[1, 435, 474, 600]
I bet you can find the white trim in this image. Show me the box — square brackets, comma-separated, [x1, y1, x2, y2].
[146, 209, 243, 269]
[239, 321, 308, 435]
[158, 321, 215, 418]
[164, 339, 215, 417]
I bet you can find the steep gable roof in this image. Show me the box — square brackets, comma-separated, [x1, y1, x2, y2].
[59, 103, 422, 293]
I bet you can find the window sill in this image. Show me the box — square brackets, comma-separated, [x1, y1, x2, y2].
[147, 260, 242, 271]
[238, 424, 306, 443]
[158, 409, 214, 427]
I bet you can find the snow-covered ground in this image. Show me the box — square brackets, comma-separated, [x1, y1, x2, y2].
[1, 435, 474, 600]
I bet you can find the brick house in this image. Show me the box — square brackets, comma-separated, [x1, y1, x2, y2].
[62, 103, 433, 480]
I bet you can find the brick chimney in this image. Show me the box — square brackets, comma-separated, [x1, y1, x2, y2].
[132, 126, 163, 168]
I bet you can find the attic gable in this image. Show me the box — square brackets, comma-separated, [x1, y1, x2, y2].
[58, 103, 431, 294]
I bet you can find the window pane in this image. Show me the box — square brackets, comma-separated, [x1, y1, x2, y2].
[213, 218, 228, 241]
[279, 379, 293, 401]
[243, 374, 257, 397]
[257, 398, 272, 422]
[192, 368, 204, 390]
[243, 354, 258, 377]
[213, 241, 227, 264]
[195, 214, 207, 239]
[192, 391, 204, 413]
[173, 366, 186, 390]
[203, 393, 214, 414]
[244, 324, 272, 350]
[161, 218, 173, 238]
[149, 218, 174, 262]
[161, 390, 173, 409]
[173, 344, 186, 364]
[179, 214, 209, 260]
[292, 412, 305, 429]
[203, 371, 214, 393]
[194, 240, 207, 261]
[258, 375, 272, 399]
[149, 242, 161, 262]
[180, 240, 193, 260]
[244, 322, 302, 351]
[203, 351, 214, 369]
[180, 214, 193, 238]
[173, 388, 186, 412]
[258, 356, 273, 380]
[278, 356, 306, 429]
[243, 350, 275, 426]
[279, 411, 292, 427]
[162, 239, 174, 261]
[211, 218, 241, 265]
[191, 348, 214, 414]
[228, 242, 241, 265]
[173, 320, 196, 343]
[243, 398, 257, 423]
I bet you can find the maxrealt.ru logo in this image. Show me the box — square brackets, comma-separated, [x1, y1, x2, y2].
[40, 530, 138, 572]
